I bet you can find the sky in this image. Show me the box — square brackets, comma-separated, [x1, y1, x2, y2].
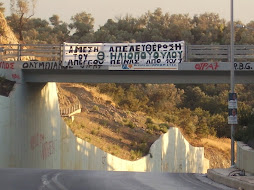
[2, 0, 254, 30]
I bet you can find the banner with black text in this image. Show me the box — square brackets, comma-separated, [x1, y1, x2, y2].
[62, 41, 185, 70]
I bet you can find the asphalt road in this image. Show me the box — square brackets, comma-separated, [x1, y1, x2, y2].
[0, 168, 235, 190]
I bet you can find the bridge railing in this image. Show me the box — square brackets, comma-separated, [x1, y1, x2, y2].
[60, 103, 82, 117]
[0, 44, 62, 61]
[187, 45, 254, 62]
[1, 44, 254, 62]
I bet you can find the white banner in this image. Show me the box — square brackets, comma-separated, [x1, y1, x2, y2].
[62, 41, 185, 70]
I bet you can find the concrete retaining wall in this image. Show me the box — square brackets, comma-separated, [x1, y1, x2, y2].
[0, 82, 209, 173]
[0, 95, 10, 167]
[236, 141, 254, 174]
[61, 122, 209, 173]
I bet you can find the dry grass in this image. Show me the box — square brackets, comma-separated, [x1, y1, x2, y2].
[58, 83, 161, 160]
[201, 137, 231, 152]
[57, 83, 232, 168]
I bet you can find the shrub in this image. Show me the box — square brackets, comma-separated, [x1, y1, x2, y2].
[130, 149, 143, 160]
[159, 123, 170, 133]
[91, 129, 99, 135]
[99, 120, 108, 126]
[0, 77, 15, 97]
[235, 123, 254, 148]
[125, 121, 136, 129]
[92, 105, 99, 112]
[146, 123, 160, 132]
[145, 117, 154, 124]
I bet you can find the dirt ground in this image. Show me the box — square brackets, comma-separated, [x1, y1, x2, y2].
[57, 83, 232, 168]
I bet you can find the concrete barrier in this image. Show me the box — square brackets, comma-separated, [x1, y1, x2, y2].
[0, 82, 209, 173]
[61, 122, 209, 173]
[0, 95, 10, 167]
[236, 141, 254, 174]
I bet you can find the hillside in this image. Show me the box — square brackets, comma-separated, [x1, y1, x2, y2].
[0, 12, 17, 96]
[0, 12, 18, 44]
[57, 83, 232, 168]
[0, 10, 232, 169]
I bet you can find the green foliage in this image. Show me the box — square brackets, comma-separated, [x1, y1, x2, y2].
[92, 105, 99, 112]
[146, 123, 160, 132]
[5, 6, 254, 46]
[130, 149, 143, 160]
[124, 120, 136, 129]
[0, 77, 15, 97]
[235, 123, 254, 147]
[159, 123, 169, 133]
[235, 110, 254, 148]
[191, 13, 227, 45]
[69, 11, 94, 42]
[63, 117, 73, 127]
[9, 0, 37, 41]
[99, 119, 109, 126]
[4, 6, 254, 141]
[91, 128, 100, 136]
[145, 117, 154, 125]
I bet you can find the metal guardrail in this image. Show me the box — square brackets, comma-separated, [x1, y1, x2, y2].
[187, 45, 254, 61]
[0, 44, 62, 61]
[1, 44, 254, 62]
[60, 103, 82, 117]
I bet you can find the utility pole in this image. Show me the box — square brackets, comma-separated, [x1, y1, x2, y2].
[230, 0, 235, 166]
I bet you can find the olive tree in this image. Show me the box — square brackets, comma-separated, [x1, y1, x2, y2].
[9, 0, 37, 41]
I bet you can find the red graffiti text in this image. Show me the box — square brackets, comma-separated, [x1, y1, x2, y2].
[195, 62, 219, 70]
[30, 133, 45, 150]
[12, 74, 20, 80]
[0, 62, 14, 70]
[42, 141, 55, 160]
[30, 133, 55, 160]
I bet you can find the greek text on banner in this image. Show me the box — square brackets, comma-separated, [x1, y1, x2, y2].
[62, 41, 185, 70]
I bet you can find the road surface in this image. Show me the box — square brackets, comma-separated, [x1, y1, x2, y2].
[0, 168, 235, 190]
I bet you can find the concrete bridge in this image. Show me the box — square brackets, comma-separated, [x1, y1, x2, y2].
[0, 43, 254, 175]
[1, 44, 254, 84]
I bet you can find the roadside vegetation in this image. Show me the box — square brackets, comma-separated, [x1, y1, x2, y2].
[1, 1, 253, 167]
[0, 77, 15, 96]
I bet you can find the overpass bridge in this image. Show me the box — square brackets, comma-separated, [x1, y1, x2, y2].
[0, 43, 253, 174]
[1, 43, 254, 84]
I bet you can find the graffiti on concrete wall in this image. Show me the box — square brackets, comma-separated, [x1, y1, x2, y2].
[22, 61, 103, 70]
[0, 61, 21, 81]
[234, 62, 254, 70]
[0, 62, 14, 70]
[195, 62, 219, 70]
[11, 74, 20, 80]
[41, 141, 55, 160]
[30, 133, 55, 160]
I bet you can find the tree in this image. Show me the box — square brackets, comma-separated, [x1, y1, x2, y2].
[191, 13, 226, 44]
[49, 14, 61, 26]
[69, 11, 94, 42]
[95, 15, 141, 43]
[137, 8, 170, 42]
[22, 17, 51, 43]
[9, 0, 37, 41]
[166, 14, 194, 43]
[49, 15, 70, 43]
[235, 21, 254, 45]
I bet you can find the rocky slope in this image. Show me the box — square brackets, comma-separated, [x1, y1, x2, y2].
[57, 83, 232, 168]
[0, 12, 18, 44]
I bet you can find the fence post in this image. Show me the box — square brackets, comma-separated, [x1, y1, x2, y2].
[60, 44, 63, 62]
[185, 44, 188, 62]
[18, 44, 21, 61]
[228, 45, 231, 62]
